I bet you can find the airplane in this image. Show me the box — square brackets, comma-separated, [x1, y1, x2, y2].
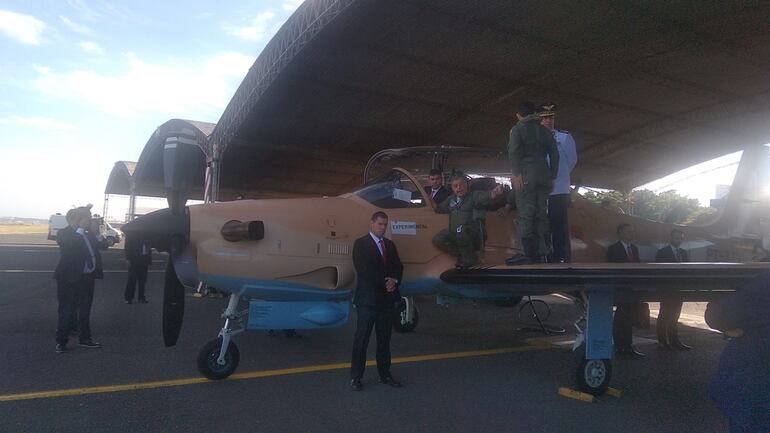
[122, 141, 770, 395]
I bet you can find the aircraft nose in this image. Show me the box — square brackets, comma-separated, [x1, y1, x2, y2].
[121, 208, 189, 253]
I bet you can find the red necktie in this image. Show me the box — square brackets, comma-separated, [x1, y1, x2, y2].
[379, 239, 387, 266]
[627, 245, 635, 262]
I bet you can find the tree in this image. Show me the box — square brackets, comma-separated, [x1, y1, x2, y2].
[581, 188, 712, 225]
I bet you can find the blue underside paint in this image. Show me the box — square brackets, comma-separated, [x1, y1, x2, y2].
[200, 273, 351, 301]
[247, 300, 349, 330]
[585, 286, 614, 359]
[200, 273, 520, 329]
[200, 273, 519, 302]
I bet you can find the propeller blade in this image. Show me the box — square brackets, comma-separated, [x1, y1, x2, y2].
[123, 191, 196, 347]
[163, 258, 186, 347]
[163, 136, 200, 215]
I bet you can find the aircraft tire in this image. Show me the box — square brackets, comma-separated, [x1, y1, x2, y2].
[575, 356, 611, 396]
[197, 338, 240, 380]
[393, 299, 419, 333]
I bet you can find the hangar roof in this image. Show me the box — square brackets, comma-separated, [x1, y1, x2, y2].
[104, 161, 136, 195]
[132, 119, 215, 199]
[210, 0, 770, 197]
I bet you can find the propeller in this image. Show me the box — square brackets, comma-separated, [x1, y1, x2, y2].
[123, 134, 202, 346]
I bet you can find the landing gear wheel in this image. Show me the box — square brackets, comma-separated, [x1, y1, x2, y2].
[197, 338, 240, 380]
[575, 357, 612, 396]
[393, 299, 419, 333]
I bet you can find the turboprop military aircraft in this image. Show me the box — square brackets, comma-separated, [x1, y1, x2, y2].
[122, 141, 770, 395]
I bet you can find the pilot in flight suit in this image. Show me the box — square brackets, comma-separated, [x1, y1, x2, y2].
[433, 175, 504, 267]
[507, 101, 559, 263]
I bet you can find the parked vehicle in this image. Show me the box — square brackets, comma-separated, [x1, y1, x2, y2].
[47, 213, 122, 247]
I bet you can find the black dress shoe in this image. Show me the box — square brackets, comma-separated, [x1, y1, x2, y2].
[350, 379, 362, 391]
[378, 376, 402, 387]
[670, 340, 693, 351]
[138, 298, 148, 304]
[616, 346, 646, 359]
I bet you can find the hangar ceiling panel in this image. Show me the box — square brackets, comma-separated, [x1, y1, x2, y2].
[210, 0, 770, 196]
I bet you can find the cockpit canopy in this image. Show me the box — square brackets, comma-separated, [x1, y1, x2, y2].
[353, 170, 426, 209]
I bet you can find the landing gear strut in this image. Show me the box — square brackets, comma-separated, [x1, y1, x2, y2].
[197, 293, 245, 380]
[571, 290, 613, 396]
[393, 296, 419, 333]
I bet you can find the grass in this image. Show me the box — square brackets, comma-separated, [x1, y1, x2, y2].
[0, 224, 49, 234]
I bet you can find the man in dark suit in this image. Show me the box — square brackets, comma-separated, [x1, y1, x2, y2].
[706, 270, 770, 433]
[424, 169, 451, 204]
[655, 229, 692, 350]
[54, 206, 107, 353]
[349, 211, 404, 391]
[124, 234, 152, 304]
[607, 223, 646, 358]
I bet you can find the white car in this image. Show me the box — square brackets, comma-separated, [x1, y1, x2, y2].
[47, 213, 122, 247]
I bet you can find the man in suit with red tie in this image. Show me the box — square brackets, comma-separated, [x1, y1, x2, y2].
[655, 229, 692, 350]
[423, 169, 451, 204]
[607, 223, 646, 358]
[350, 211, 404, 391]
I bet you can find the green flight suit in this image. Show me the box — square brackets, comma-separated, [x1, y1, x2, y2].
[508, 114, 559, 259]
[433, 190, 493, 266]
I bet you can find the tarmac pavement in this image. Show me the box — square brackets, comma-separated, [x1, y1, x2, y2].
[0, 234, 733, 433]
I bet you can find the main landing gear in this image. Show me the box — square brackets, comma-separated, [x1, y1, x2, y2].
[393, 296, 419, 333]
[571, 291, 613, 396]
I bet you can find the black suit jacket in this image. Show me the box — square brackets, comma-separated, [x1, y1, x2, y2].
[655, 245, 689, 263]
[54, 226, 107, 282]
[352, 234, 404, 308]
[424, 185, 451, 204]
[124, 235, 152, 266]
[607, 241, 639, 263]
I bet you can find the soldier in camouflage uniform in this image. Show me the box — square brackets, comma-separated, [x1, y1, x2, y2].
[507, 101, 559, 263]
[433, 175, 504, 267]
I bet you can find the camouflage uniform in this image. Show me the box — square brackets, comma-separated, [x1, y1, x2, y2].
[508, 114, 559, 260]
[433, 191, 494, 266]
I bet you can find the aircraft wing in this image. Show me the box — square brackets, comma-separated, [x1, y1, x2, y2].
[440, 262, 770, 302]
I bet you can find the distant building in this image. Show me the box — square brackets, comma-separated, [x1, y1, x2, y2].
[710, 184, 731, 208]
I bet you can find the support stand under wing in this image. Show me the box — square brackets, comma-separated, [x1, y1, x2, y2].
[440, 262, 770, 395]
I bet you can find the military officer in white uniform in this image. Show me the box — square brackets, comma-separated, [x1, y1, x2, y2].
[537, 103, 577, 263]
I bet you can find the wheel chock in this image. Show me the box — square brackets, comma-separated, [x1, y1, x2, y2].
[606, 387, 622, 398]
[558, 387, 596, 402]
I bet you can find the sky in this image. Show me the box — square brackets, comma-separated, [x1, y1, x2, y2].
[639, 151, 742, 206]
[0, 1, 755, 220]
[0, 0, 302, 219]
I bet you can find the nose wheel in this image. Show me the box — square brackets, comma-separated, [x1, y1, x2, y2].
[197, 337, 240, 380]
[197, 293, 244, 380]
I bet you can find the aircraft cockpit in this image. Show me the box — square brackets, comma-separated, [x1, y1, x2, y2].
[363, 146, 509, 185]
[352, 170, 426, 208]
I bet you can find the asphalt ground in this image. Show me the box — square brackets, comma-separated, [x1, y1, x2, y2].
[0, 234, 732, 433]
